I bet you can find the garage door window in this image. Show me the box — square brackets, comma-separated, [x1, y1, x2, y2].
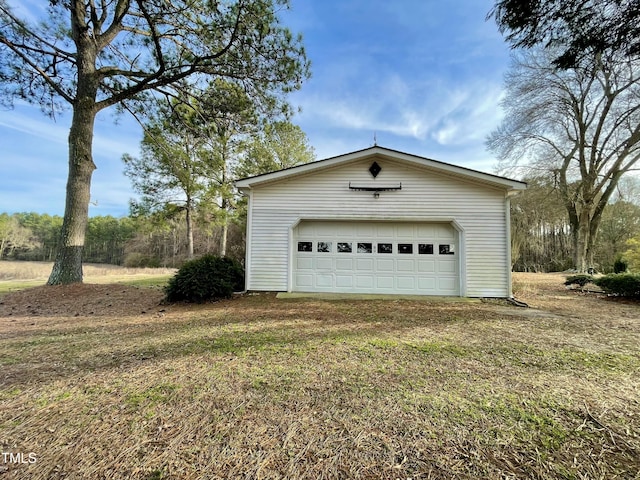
[357, 242, 373, 253]
[419, 243, 434, 254]
[378, 243, 393, 254]
[298, 242, 312, 252]
[439, 244, 455, 255]
[337, 242, 352, 253]
[317, 241, 332, 252]
[398, 243, 413, 254]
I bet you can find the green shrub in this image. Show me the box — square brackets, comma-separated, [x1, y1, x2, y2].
[613, 257, 628, 274]
[165, 254, 244, 303]
[564, 274, 593, 287]
[593, 273, 640, 298]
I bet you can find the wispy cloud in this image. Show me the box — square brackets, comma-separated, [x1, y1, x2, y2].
[0, 108, 69, 146]
[296, 74, 504, 149]
[429, 84, 505, 146]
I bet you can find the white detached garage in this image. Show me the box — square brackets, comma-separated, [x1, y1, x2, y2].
[236, 146, 526, 297]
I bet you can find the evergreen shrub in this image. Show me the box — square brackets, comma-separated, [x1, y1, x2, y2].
[613, 258, 628, 274]
[593, 273, 640, 298]
[165, 254, 244, 303]
[564, 274, 593, 287]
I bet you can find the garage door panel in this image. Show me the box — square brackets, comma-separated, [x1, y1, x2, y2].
[376, 225, 394, 238]
[335, 224, 355, 236]
[316, 274, 333, 288]
[356, 258, 374, 271]
[293, 221, 459, 295]
[418, 224, 435, 237]
[295, 274, 313, 287]
[438, 277, 457, 292]
[418, 260, 436, 273]
[438, 259, 456, 273]
[418, 277, 437, 290]
[297, 223, 316, 236]
[355, 275, 375, 288]
[316, 258, 333, 270]
[297, 257, 313, 270]
[396, 277, 416, 290]
[396, 225, 414, 238]
[376, 275, 395, 291]
[356, 224, 375, 236]
[397, 259, 415, 272]
[336, 258, 354, 270]
[437, 227, 455, 240]
[376, 259, 395, 271]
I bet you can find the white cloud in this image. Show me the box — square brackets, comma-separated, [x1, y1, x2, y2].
[0, 103, 142, 160]
[0, 108, 69, 146]
[296, 74, 504, 148]
[429, 84, 505, 147]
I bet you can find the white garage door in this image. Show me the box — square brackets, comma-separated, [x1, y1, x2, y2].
[293, 221, 459, 295]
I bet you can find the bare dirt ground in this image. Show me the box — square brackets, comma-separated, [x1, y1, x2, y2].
[0, 283, 166, 318]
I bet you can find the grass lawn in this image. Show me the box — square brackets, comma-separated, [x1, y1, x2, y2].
[0, 272, 639, 479]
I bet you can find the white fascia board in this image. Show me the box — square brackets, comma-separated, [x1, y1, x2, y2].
[380, 149, 527, 191]
[235, 150, 364, 188]
[235, 146, 527, 192]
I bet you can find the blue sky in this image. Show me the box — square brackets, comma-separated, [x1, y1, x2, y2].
[0, 0, 510, 217]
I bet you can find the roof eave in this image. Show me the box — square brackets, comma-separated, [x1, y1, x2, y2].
[234, 146, 527, 191]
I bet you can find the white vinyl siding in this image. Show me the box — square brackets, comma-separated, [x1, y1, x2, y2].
[245, 156, 511, 297]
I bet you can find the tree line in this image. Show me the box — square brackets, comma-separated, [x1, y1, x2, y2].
[0, 211, 240, 268]
[0, 103, 316, 268]
[3, 173, 640, 272]
[510, 177, 640, 273]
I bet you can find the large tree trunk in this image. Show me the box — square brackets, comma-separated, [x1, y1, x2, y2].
[220, 222, 228, 257]
[47, 18, 98, 285]
[572, 219, 590, 272]
[572, 205, 604, 273]
[48, 103, 97, 284]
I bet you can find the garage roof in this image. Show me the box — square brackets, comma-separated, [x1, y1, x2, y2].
[235, 146, 527, 192]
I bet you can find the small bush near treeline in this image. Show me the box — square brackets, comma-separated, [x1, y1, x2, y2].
[613, 257, 628, 274]
[564, 274, 594, 287]
[124, 252, 161, 268]
[593, 273, 640, 298]
[165, 254, 245, 303]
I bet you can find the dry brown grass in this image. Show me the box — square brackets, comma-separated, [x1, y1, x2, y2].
[0, 261, 175, 295]
[0, 273, 639, 479]
[0, 260, 175, 281]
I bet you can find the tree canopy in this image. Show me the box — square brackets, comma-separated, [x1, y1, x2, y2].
[489, 0, 640, 68]
[124, 79, 260, 258]
[0, 0, 308, 113]
[236, 120, 316, 179]
[0, 0, 309, 284]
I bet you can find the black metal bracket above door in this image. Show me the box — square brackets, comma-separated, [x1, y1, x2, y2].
[348, 182, 402, 192]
